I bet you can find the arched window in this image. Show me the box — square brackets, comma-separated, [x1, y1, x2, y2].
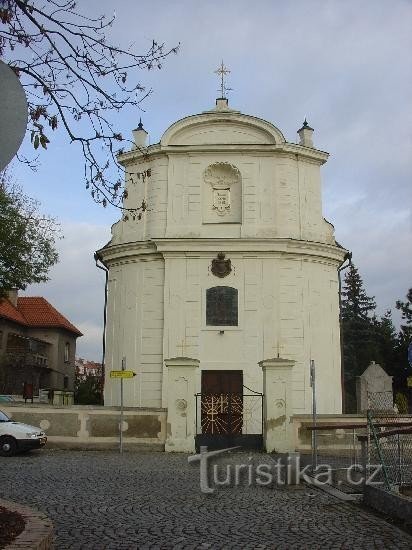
[206, 286, 238, 326]
[64, 342, 70, 363]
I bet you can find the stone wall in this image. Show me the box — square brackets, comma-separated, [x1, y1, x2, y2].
[292, 414, 368, 453]
[2, 406, 383, 454]
[2, 404, 166, 451]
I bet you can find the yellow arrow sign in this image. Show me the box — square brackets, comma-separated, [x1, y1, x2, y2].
[110, 370, 136, 379]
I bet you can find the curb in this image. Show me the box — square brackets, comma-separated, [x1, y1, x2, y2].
[0, 499, 53, 550]
[364, 484, 412, 525]
[303, 476, 363, 502]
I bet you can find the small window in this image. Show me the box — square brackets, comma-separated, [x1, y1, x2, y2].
[206, 286, 238, 326]
[64, 342, 70, 362]
[29, 339, 38, 353]
[63, 375, 69, 390]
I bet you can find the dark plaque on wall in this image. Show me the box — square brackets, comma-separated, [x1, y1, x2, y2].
[211, 252, 232, 278]
[206, 286, 238, 326]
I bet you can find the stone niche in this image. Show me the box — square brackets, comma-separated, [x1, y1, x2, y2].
[202, 162, 242, 224]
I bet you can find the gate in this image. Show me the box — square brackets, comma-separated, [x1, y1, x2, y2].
[195, 386, 263, 451]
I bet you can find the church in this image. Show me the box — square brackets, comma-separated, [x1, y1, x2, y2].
[97, 82, 347, 452]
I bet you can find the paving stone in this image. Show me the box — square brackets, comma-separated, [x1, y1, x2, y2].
[0, 450, 411, 549]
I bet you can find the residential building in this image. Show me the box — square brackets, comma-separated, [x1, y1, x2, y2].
[75, 357, 103, 379]
[0, 290, 82, 396]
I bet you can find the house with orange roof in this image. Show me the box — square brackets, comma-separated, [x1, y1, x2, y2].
[75, 358, 103, 379]
[0, 290, 82, 398]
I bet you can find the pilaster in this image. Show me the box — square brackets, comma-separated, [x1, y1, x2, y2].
[164, 357, 199, 452]
[259, 357, 295, 452]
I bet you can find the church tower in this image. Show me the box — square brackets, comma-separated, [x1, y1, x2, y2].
[97, 89, 347, 452]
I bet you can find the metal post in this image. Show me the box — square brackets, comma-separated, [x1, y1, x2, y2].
[120, 356, 126, 454]
[367, 410, 391, 490]
[310, 359, 317, 472]
[352, 428, 357, 467]
[397, 433, 402, 487]
[195, 394, 198, 436]
[360, 438, 367, 489]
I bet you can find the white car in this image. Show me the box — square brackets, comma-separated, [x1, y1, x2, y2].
[0, 409, 47, 456]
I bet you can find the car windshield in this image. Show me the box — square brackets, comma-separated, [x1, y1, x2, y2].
[0, 410, 11, 422]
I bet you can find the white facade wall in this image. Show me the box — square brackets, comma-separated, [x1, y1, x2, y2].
[104, 257, 165, 408]
[103, 248, 342, 413]
[100, 103, 346, 416]
[112, 153, 334, 245]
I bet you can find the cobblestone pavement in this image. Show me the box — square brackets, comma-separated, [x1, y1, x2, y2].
[0, 450, 411, 549]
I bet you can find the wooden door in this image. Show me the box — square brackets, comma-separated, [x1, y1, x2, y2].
[201, 370, 243, 435]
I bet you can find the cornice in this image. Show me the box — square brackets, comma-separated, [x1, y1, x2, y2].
[117, 141, 329, 167]
[96, 240, 159, 264]
[97, 237, 347, 267]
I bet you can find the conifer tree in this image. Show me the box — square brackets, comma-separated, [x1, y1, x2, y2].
[341, 263, 377, 411]
[395, 288, 412, 388]
[396, 288, 412, 346]
[373, 310, 398, 375]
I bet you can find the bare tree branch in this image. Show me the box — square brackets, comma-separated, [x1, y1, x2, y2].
[0, 0, 179, 214]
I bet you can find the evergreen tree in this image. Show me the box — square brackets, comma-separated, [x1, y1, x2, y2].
[373, 310, 399, 376]
[396, 288, 412, 346]
[395, 288, 412, 391]
[341, 263, 376, 321]
[341, 263, 377, 411]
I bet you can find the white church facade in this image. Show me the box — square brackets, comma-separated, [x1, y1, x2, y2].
[97, 96, 347, 452]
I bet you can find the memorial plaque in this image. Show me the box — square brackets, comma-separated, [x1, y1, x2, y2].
[206, 286, 238, 326]
[213, 188, 230, 214]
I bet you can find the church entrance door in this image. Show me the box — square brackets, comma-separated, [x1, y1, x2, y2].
[195, 370, 263, 451]
[201, 370, 243, 436]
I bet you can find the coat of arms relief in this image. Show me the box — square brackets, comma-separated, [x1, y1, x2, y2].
[204, 162, 241, 217]
[211, 252, 232, 278]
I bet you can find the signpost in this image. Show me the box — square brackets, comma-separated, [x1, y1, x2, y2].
[310, 359, 317, 471]
[110, 370, 136, 379]
[408, 343, 412, 414]
[110, 359, 137, 454]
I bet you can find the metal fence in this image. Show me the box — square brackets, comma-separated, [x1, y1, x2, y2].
[306, 391, 412, 493]
[306, 422, 367, 493]
[366, 407, 412, 491]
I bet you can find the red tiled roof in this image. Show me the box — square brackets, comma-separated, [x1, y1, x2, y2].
[76, 358, 102, 368]
[0, 296, 82, 337]
[0, 298, 27, 326]
[17, 297, 83, 337]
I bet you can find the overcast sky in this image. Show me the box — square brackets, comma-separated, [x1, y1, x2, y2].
[9, 0, 412, 360]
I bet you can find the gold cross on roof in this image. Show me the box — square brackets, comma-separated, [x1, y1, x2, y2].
[214, 60, 232, 98]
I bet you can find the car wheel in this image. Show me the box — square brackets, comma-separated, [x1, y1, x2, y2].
[0, 436, 17, 457]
